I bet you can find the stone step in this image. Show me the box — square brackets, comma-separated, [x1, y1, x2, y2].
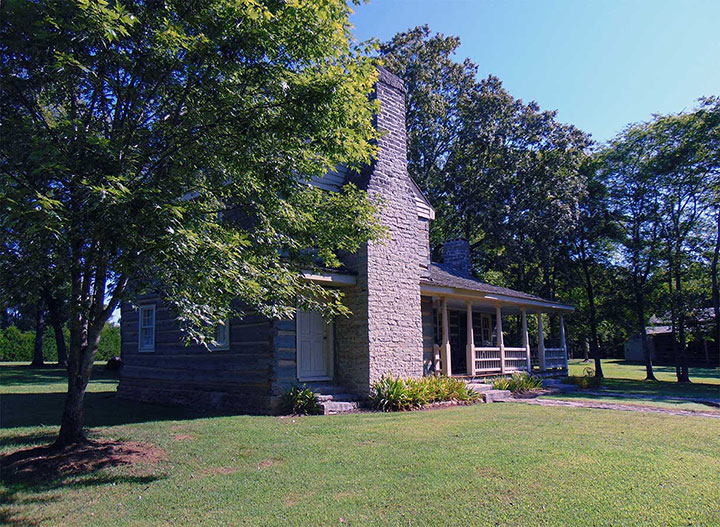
[313, 392, 357, 402]
[320, 400, 360, 415]
[483, 389, 512, 403]
[465, 383, 493, 392]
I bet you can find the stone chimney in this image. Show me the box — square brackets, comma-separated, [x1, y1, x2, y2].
[443, 239, 472, 277]
[334, 66, 424, 392]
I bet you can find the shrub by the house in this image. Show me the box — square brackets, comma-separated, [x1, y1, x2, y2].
[281, 385, 323, 415]
[492, 372, 543, 393]
[370, 375, 481, 412]
[564, 369, 603, 389]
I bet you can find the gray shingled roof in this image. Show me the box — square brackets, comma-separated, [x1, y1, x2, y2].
[422, 262, 571, 308]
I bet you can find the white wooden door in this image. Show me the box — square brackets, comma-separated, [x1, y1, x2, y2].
[296, 310, 332, 381]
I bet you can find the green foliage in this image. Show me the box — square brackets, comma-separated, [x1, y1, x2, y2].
[369, 374, 480, 412]
[97, 324, 121, 361]
[565, 367, 603, 390]
[0, 323, 120, 362]
[0, 0, 382, 349]
[281, 385, 322, 416]
[381, 26, 591, 288]
[492, 372, 543, 393]
[1, 0, 384, 441]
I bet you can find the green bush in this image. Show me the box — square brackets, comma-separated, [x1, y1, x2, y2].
[281, 385, 323, 415]
[0, 323, 120, 362]
[564, 372, 603, 390]
[370, 375, 417, 411]
[492, 372, 543, 393]
[369, 375, 481, 412]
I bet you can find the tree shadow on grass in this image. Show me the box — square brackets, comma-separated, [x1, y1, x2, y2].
[0, 364, 118, 388]
[0, 431, 58, 449]
[610, 360, 720, 382]
[598, 377, 720, 399]
[1, 390, 228, 429]
[1, 441, 166, 527]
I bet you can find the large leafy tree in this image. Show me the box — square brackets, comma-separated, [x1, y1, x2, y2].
[652, 102, 719, 381]
[0, 0, 383, 446]
[602, 124, 664, 380]
[380, 27, 590, 299]
[379, 25, 477, 203]
[602, 101, 720, 382]
[566, 156, 622, 378]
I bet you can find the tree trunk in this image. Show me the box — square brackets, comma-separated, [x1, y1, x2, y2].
[580, 242, 603, 378]
[674, 258, 690, 383]
[47, 297, 68, 367]
[54, 257, 125, 447]
[56, 379, 87, 447]
[712, 208, 720, 366]
[667, 253, 681, 380]
[635, 290, 656, 381]
[53, 319, 68, 367]
[704, 339, 710, 364]
[55, 320, 101, 447]
[30, 305, 46, 367]
[55, 260, 92, 447]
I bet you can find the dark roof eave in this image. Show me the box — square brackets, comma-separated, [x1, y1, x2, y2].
[421, 263, 574, 312]
[420, 281, 574, 312]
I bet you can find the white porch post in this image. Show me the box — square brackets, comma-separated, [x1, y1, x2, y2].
[537, 312, 546, 372]
[466, 301, 474, 376]
[496, 304, 505, 375]
[521, 308, 531, 372]
[560, 314, 568, 370]
[441, 297, 451, 376]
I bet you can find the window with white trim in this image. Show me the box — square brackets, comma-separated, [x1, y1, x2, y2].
[138, 305, 156, 352]
[211, 319, 230, 350]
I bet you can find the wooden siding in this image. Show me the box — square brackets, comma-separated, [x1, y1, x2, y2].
[309, 166, 348, 192]
[119, 295, 275, 413]
[308, 165, 436, 222]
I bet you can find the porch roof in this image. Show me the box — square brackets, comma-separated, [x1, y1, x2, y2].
[421, 262, 573, 312]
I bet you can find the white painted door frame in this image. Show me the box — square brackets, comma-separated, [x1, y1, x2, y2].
[295, 310, 334, 382]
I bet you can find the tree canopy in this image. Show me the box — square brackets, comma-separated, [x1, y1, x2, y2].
[381, 26, 720, 378]
[0, 0, 384, 445]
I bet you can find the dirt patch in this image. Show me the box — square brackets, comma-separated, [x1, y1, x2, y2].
[524, 398, 720, 418]
[173, 434, 193, 442]
[258, 458, 282, 469]
[1, 440, 167, 485]
[334, 490, 357, 501]
[283, 492, 300, 507]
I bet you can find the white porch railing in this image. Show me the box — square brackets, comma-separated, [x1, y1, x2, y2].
[471, 346, 537, 375]
[530, 347, 567, 371]
[438, 297, 570, 377]
[543, 348, 566, 370]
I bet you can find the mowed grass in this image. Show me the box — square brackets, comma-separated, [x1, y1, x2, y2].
[2, 364, 720, 526]
[567, 359, 720, 399]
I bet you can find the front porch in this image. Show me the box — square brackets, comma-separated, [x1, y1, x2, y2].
[424, 295, 570, 378]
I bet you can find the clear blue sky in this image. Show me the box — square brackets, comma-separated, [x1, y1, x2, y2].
[350, 0, 720, 143]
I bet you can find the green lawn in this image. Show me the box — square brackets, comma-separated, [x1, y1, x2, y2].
[2, 364, 720, 527]
[567, 359, 720, 400]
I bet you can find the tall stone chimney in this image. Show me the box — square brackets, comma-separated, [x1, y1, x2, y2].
[443, 239, 472, 277]
[334, 67, 424, 393]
